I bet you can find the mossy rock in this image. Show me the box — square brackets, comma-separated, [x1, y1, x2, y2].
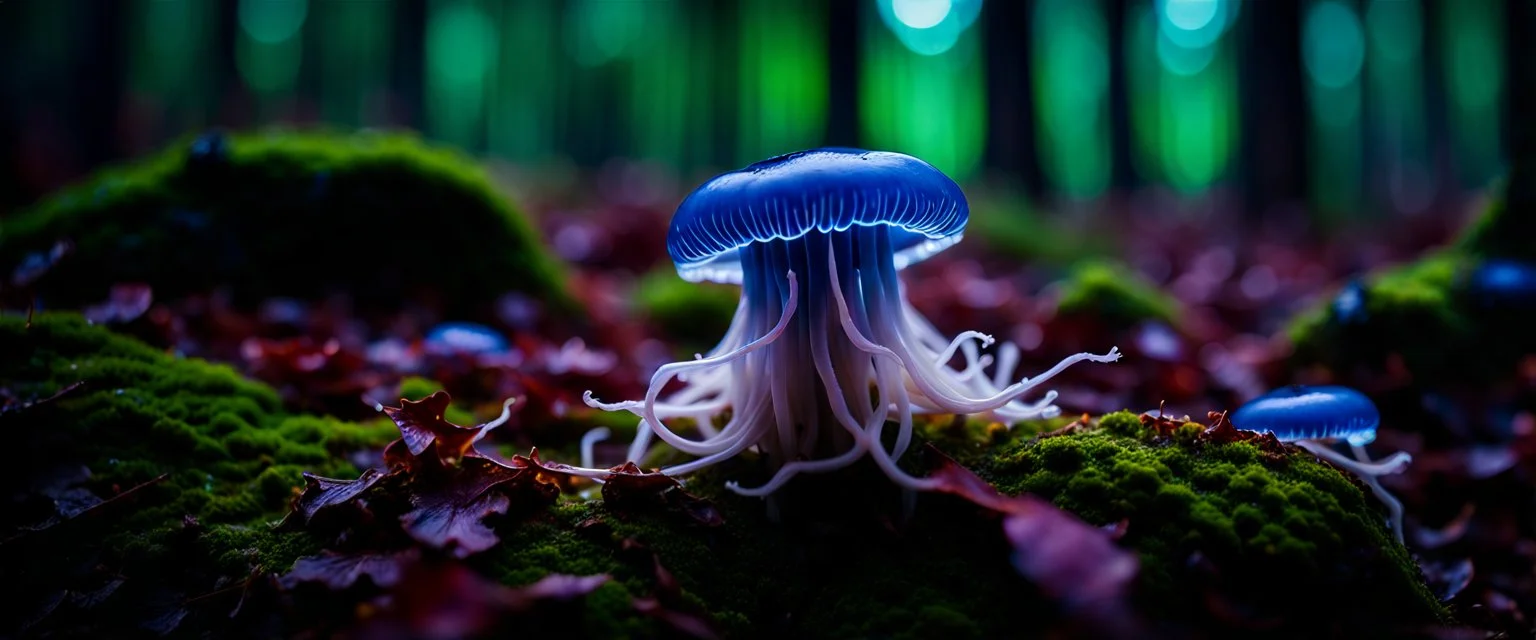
[974, 412, 1446, 630]
[966, 194, 1111, 264]
[1286, 250, 1536, 385]
[477, 412, 1445, 637]
[0, 130, 571, 315]
[1457, 191, 1536, 263]
[0, 312, 398, 634]
[2, 314, 1444, 636]
[632, 268, 739, 352]
[1054, 259, 1181, 328]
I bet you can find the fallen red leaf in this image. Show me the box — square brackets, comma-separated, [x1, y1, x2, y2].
[924, 445, 1141, 628]
[285, 468, 388, 527]
[598, 462, 723, 527]
[281, 549, 419, 591]
[382, 391, 486, 466]
[353, 558, 609, 639]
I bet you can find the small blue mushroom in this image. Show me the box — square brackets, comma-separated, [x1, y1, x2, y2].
[1465, 258, 1536, 308]
[578, 148, 1120, 494]
[424, 322, 510, 357]
[1231, 385, 1412, 543]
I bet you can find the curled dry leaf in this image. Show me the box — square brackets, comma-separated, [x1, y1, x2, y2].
[286, 468, 388, 527]
[383, 391, 489, 466]
[599, 462, 722, 527]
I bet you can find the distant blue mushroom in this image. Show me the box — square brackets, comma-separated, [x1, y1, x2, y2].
[424, 322, 510, 357]
[1465, 258, 1536, 308]
[1231, 385, 1412, 543]
[578, 148, 1120, 494]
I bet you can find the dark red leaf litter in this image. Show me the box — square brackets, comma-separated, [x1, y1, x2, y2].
[7, 178, 1535, 638]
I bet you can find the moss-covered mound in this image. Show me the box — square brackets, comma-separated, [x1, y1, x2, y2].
[1, 313, 396, 526]
[1, 312, 397, 635]
[1457, 193, 1536, 263]
[2, 314, 1444, 637]
[0, 130, 570, 314]
[1286, 249, 1536, 385]
[1053, 259, 1181, 328]
[971, 412, 1445, 630]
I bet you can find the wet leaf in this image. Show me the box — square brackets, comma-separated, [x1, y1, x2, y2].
[383, 391, 487, 465]
[598, 462, 723, 527]
[355, 558, 609, 639]
[399, 457, 535, 558]
[924, 445, 1140, 623]
[281, 549, 418, 591]
[285, 468, 388, 527]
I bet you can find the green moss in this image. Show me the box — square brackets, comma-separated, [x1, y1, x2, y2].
[975, 411, 1445, 627]
[632, 268, 739, 352]
[1286, 250, 1536, 384]
[0, 312, 398, 528]
[1054, 259, 1181, 328]
[480, 463, 1042, 639]
[0, 129, 571, 315]
[966, 192, 1111, 264]
[1458, 191, 1536, 262]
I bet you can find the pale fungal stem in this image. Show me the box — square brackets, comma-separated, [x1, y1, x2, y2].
[579, 427, 611, 471]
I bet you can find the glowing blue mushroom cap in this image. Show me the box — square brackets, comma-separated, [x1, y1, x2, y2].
[666, 148, 969, 284]
[1230, 385, 1381, 446]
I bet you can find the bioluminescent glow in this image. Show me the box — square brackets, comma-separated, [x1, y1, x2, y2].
[1032, 0, 1111, 198]
[861, 9, 987, 180]
[425, 1, 497, 150]
[1304, 0, 1365, 217]
[1126, 2, 1238, 193]
[874, 0, 982, 56]
[571, 149, 1121, 493]
[1365, 0, 1434, 214]
[1442, 0, 1505, 186]
[738, 0, 828, 164]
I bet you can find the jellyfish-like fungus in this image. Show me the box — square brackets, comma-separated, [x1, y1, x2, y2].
[1231, 385, 1412, 543]
[574, 149, 1120, 495]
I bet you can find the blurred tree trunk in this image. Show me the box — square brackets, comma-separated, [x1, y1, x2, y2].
[1508, 0, 1534, 216]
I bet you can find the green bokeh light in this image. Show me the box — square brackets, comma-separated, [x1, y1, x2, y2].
[1441, 0, 1504, 185]
[238, 0, 308, 45]
[425, 1, 498, 149]
[1303, 1, 1365, 89]
[739, 0, 828, 164]
[860, 9, 986, 179]
[874, 0, 982, 56]
[566, 0, 646, 67]
[1032, 0, 1111, 198]
[1126, 2, 1237, 193]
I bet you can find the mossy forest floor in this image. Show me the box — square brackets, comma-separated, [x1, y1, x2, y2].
[2, 131, 1533, 638]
